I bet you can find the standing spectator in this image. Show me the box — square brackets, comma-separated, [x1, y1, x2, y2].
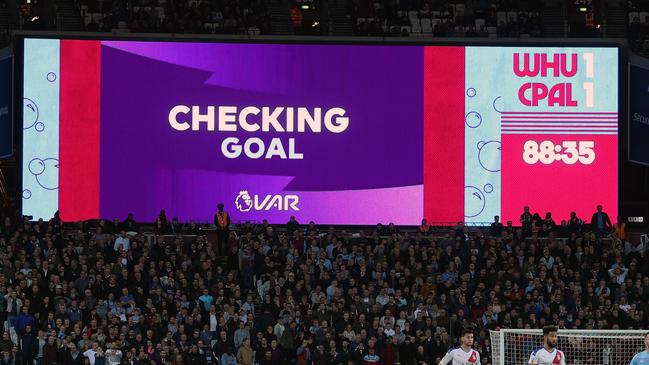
[363, 347, 380, 365]
[215, 203, 231, 255]
[122, 213, 138, 232]
[520, 206, 532, 234]
[184, 345, 205, 364]
[83, 342, 103, 365]
[419, 218, 431, 234]
[113, 231, 130, 252]
[614, 216, 626, 242]
[15, 307, 34, 335]
[19, 325, 36, 365]
[0, 333, 12, 354]
[221, 348, 237, 365]
[234, 323, 250, 350]
[591, 205, 612, 235]
[198, 289, 214, 312]
[236, 339, 254, 365]
[36, 330, 46, 364]
[156, 209, 170, 233]
[490, 216, 503, 237]
[286, 216, 300, 234]
[105, 342, 123, 365]
[43, 335, 58, 365]
[568, 211, 583, 234]
[296, 340, 310, 365]
[5, 291, 21, 336]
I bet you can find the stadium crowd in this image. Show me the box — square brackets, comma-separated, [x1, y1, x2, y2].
[0, 205, 640, 365]
[78, 0, 271, 34]
[350, 0, 542, 37]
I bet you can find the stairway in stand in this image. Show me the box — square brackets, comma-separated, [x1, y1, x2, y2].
[329, 1, 352, 36]
[540, 6, 565, 37]
[604, 5, 627, 38]
[56, 0, 84, 31]
[268, 0, 292, 35]
[0, 0, 20, 35]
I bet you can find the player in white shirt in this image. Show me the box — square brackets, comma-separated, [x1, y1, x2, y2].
[528, 325, 566, 365]
[439, 329, 481, 365]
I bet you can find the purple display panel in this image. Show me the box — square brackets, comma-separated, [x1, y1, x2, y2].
[99, 42, 423, 224]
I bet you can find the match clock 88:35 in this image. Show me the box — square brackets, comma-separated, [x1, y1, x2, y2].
[523, 140, 595, 165]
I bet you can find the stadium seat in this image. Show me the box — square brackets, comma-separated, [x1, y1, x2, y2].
[641, 12, 649, 23]
[497, 11, 507, 24]
[455, 3, 465, 17]
[421, 18, 432, 33]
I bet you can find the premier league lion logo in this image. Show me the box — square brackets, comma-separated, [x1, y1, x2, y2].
[235, 190, 253, 212]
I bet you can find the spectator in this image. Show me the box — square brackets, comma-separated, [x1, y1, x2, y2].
[221, 348, 237, 365]
[122, 213, 138, 232]
[42, 335, 58, 365]
[233, 322, 250, 349]
[113, 230, 130, 252]
[19, 325, 36, 364]
[83, 342, 103, 365]
[286, 216, 300, 234]
[215, 203, 231, 255]
[236, 339, 254, 365]
[490, 216, 503, 237]
[419, 219, 431, 234]
[105, 342, 123, 365]
[15, 307, 34, 335]
[591, 205, 613, 235]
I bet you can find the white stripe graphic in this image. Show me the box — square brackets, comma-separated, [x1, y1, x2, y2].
[502, 131, 617, 135]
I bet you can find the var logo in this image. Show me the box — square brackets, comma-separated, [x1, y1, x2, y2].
[235, 190, 299, 212]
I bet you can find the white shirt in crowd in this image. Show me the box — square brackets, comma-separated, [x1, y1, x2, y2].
[105, 348, 123, 365]
[83, 349, 98, 365]
[114, 236, 130, 251]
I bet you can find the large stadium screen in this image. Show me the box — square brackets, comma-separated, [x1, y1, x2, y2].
[21, 38, 619, 224]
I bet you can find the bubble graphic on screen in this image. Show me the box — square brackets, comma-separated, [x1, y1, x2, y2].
[22, 189, 32, 199]
[465, 186, 486, 218]
[28, 157, 59, 190]
[492, 96, 504, 114]
[46, 72, 57, 82]
[466, 88, 477, 97]
[28, 158, 46, 176]
[484, 183, 493, 193]
[477, 140, 501, 172]
[23, 98, 39, 130]
[465, 111, 482, 128]
[35, 122, 45, 132]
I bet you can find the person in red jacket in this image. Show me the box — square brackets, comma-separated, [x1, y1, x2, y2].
[43, 336, 58, 365]
[381, 337, 398, 365]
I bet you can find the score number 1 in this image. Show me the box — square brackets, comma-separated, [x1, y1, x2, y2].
[584, 53, 594, 107]
[523, 140, 595, 165]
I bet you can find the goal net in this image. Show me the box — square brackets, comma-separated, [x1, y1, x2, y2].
[490, 329, 646, 365]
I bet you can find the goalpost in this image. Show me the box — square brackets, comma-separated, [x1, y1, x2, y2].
[490, 329, 646, 365]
